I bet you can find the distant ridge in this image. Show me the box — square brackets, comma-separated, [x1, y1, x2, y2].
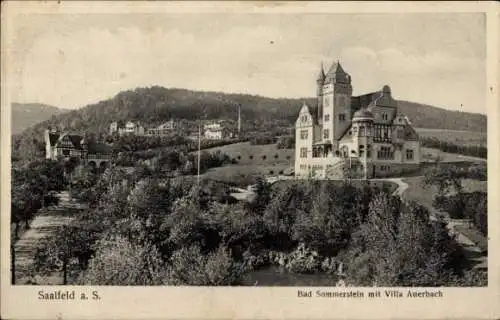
[11, 103, 66, 134]
[15, 86, 486, 138]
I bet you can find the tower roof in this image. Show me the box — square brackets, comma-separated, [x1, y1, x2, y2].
[316, 62, 326, 82]
[325, 60, 345, 77]
[325, 60, 350, 83]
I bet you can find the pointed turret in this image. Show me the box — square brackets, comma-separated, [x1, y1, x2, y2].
[316, 63, 325, 123]
[316, 62, 326, 84]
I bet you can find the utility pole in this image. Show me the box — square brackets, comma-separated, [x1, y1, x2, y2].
[197, 121, 201, 186]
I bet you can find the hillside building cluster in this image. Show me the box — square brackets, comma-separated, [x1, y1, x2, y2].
[295, 61, 421, 179]
[109, 120, 178, 137]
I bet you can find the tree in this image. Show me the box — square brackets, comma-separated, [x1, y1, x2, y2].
[165, 245, 248, 286]
[33, 226, 81, 284]
[79, 235, 166, 285]
[248, 177, 272, 215]
[423, 165, 464, 198]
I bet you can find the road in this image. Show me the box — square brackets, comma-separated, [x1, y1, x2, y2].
[12, 191, 85, 285]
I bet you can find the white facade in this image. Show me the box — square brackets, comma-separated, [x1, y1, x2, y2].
[204, 122, 230, 140]
[110, 121, 145, 136]
[294, 61, 421, 179]
[147, 120, 177, 136]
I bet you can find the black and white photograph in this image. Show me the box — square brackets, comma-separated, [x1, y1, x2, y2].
[2, 2, 499, 319]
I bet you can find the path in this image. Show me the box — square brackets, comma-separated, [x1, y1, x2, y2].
[13, 191, 85, 284]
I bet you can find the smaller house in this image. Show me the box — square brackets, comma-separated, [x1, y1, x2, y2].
[45, 129, 112, 169]
[203, 121, 232, 140]
[146, 120, 177, 136]
[110, 120, 145, 136]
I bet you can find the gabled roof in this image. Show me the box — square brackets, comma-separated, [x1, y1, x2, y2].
[350, 91, 382, 113]
[325, 61, 345, 77]
[55, 133, 85, 150]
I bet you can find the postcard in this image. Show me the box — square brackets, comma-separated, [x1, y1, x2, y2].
[1, 1, 499, 319]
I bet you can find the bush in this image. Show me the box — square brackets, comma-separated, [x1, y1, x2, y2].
[276, 136, 295, 149]
[165, 245, 249, 286]
[250, 135, 277, 146]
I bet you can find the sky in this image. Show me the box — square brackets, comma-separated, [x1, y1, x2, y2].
[7, 12, 486, 114]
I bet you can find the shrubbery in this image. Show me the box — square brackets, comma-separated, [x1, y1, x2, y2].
[249, 135, 277, 145]
[29, 164, 480, 286]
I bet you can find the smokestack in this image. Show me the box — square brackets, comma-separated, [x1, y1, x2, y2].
[237, 105, 241, 137]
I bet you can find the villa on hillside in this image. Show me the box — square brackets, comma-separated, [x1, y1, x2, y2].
[294, 60, 421, 179]
[146, 119, 178, 136]
[44, 129, 112, 169]
[109, 120, 145, 136]
[203, 121, 233, 140]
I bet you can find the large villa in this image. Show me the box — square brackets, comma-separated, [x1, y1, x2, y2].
[294, 60, 421, 179]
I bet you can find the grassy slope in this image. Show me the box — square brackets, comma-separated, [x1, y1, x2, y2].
[415, 128, 486, 146]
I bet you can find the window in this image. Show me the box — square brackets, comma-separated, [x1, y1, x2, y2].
[323, 129, 329, 139]
[383, 128, 389, 139]
[367, 145, 372, 158]
[406, 149, 414, 160]
[324, 114, 330, 121]
[377, 146, 394, 160]
[382, 113, 388, 121]
[300, 130, 308, 140]
[359, 145, 365, 157]
[339, 113, 346, 122]
[300, 164, 306, 170]
[301, 115, 308, 123]
[397, 128, 404, 139]
[359, 126, 365, 136]
[324, 97, 329, 107]
[300, 147, 308, 158]
[313, 148, 321, 158]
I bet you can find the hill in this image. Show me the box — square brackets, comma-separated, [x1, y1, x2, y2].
[11, 103, 66, 134]
[12, 86, 486, 159]
[17, 87, 486, 136]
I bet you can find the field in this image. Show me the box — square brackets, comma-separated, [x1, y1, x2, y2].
[202, 164, 292, 186]
[415, 128, 486, 147]
[199, 142, 294, 186]
[202, 141, 295, 165]
[420, 147, 486, 163]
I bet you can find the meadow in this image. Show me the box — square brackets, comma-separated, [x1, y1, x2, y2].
[415, 128, 486, 147]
